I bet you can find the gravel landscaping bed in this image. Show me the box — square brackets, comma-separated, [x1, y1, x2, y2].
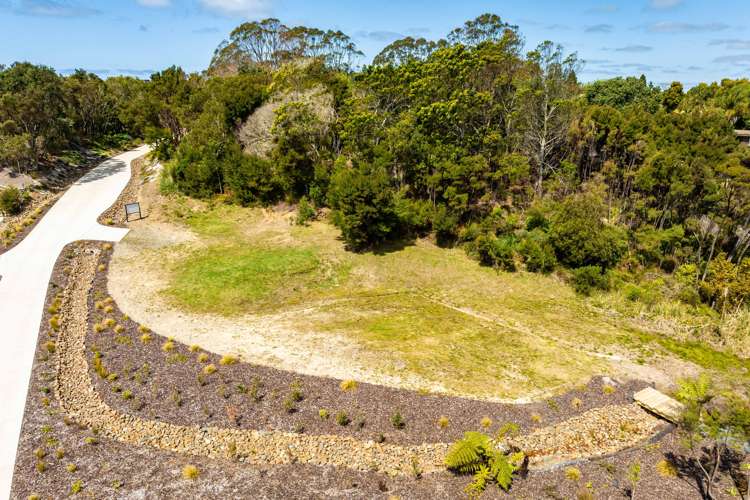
[96, 154, 147, 227]
[0, 192, 59, 255]
[13, 241, 742, 499]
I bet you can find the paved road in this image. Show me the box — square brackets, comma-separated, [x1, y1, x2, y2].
[0, 146, 148, 499]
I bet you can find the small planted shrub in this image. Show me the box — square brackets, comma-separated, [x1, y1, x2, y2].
[162, 339, 175, 352]
[97, 264, 106, 272]
[340, 379, 358, 391]
[189, 344, 200, 352]
[219, 354, 238, 365]
[197, 353, 209, 363]
[44, 341, 56, 354]
[445, 431, 526, 495]
[49, 316, 60, 332]
[140, 333, 152, 343]
[480, 417, 493, 429]
[283, 397, 296, 413]
[656, 459, 677, 477]
[66, 463, 77, 473]
[35, 461, 46, 473]
[113, 324, 125, 334]
[55, 448, 65, 459]
[602, 384, 616, 395]
[70, 480, 83, 495]
[565, 467, 582, 481]
[438, 416, 450, 429]
[121, 390, 133, 400]
[203, 364, 217, 375]
[104, 305, 114, 314]
[319, 409, 329, 420]
[391, 411, 405, 430]
[335, 411, 350, 426]
[94, 323, 105, 333]
[530, 413, 542, 424]
[84, 437, 98, 445]
[34, 448, 46, 459]
[571, 397, 583, 409]
[182, 465, 199, 480]
[103, 318, 116, 328]
[138, 325, 150, 334]
[290, 380, 304, 402]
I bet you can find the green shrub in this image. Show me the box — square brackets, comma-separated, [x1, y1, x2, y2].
[571, 266, 610, 295]
[518, 230, 556, 273]
[295, 196, 316, 225]
[474, 234, 516, 271]
[390, 411, 405, 429]
[445, 431, 526, 495]
[328, 161, 399, 250]
[0, 186, 27, 216]
[550, 191, 627, 270]
[335, 411, 350, 426]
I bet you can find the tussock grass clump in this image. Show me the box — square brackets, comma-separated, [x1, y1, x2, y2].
[340, 379, 358, 391]
[335, 411, 350, 426]
[318, 408, 329, 420]
[66, 463, 77, 473]
[530, 413, 542, 424]
[34, 448, 46, 459]
[102, 243, 112, 251]
[571, 397, 583, 409]
[104, 305, 114, 314]
[197, 353, 209, 363]
[55, 448, 65, 460]
[35, 461, 46, 473]
[49, 316, 61, 332]
[93, 323, 105, 333]
[84, 437, 98, 445]
[162, 339, 175, 352]
[189, 344, 200, 352]
[602, 384, 616, 395]
[438, 416, 450, 429]
[391, 411, 405, 430]
[28, 494, 40, 500]
[182, 465, 199, 480]
[203, 364, 217, 375]
[44, 341, 56, 354]
[656, 459, 677, 477]
[138, 325, 150, 334]
[97, 264, 106, 272]
[140, 333, 152, 343]
[70, 480, 83, 494]
[480, 417, 492, 429]
[103, 318, 116, 328]
[122, 390, 133, 400]
[565, 467, 581, 481]
[219, 354, 238, 365]
[113, 324, 125, 334]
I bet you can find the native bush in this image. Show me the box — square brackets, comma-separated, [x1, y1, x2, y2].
[571, 266, 611, 296]
[0, 186, 27, 216]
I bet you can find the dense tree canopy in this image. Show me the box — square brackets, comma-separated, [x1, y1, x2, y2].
[2, 13, 749, 315]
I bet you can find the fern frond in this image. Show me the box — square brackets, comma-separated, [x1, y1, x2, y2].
[445, 431, 490, 474]
[465, 465, 491, 499]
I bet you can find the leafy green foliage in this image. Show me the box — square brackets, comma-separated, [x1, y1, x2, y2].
[445, 431, 525, 495]
[327, 161, 399, 250]
[571, 266, 610, 296]
[0, 186, 27, 216]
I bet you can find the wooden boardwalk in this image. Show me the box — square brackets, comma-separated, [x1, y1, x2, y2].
[633, 387, 684, 423]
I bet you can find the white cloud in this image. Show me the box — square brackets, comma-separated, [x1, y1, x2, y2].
[199, 0, 271, 17]
[137, 0, 170, 6]
[647, 0, 683, 9]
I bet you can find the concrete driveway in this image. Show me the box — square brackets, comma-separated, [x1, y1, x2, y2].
[0, 146, 148, 499]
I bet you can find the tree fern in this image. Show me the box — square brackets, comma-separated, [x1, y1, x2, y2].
[445, 431, 490, 474]
[446, 430, 526, 495]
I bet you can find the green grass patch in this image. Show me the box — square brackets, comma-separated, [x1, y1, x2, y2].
[166, 244, 331, 315]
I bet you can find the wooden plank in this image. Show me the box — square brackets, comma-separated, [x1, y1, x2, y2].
[633, 387, 684, 423]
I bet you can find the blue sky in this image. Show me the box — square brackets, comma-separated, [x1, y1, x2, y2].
[0, 0, 748, 86]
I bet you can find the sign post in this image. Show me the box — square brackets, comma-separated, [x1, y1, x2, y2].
[124, 202, 142, 222]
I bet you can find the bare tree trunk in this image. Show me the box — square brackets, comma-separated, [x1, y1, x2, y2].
[702, 232, 719, 282]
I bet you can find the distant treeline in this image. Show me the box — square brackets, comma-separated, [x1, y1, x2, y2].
[1, 13, 749, 312]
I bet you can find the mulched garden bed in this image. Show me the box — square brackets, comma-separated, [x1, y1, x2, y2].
[96, 155, 146, 228]
[12, 241, 744, 499]
[88, 247, 651, 447]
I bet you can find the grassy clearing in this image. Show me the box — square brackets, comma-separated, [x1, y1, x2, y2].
[151, 200, 748, 398]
